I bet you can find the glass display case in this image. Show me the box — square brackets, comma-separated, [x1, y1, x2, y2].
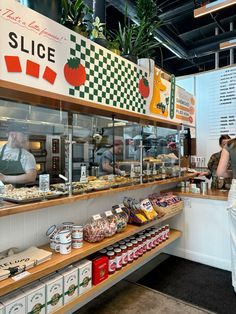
[0, 98, 184, 203]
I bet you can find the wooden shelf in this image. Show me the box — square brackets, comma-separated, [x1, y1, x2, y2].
[0, 211, 182, 297]
[52, 229, 182, 314]
[0, 173, 195, 218]
[162, 187, 228, 201]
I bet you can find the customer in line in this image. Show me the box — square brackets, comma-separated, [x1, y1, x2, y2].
[217, 137, 236, 293]
[200, 134, 231, 188]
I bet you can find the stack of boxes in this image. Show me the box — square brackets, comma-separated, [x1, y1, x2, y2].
[0, 259, 92, 314]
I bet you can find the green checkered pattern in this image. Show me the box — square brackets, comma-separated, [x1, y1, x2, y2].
[68, 34, 147, 114]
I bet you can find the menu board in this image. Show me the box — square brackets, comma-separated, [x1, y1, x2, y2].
[208, 67, 236, 139]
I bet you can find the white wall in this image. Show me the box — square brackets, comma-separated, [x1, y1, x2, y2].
[165, 197, 231, 271]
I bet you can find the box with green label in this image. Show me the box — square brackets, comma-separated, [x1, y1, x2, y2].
[59, 266, 78, 304]
[42, 273, 63, 313]
[23, 281, 46, 314]
[74, 259, 92, 295]
[0, 292, 25, 314]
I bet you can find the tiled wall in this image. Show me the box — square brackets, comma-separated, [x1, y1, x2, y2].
[0, 184, 176, 252]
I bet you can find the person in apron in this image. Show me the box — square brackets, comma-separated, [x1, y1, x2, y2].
[217, 138, 236, 293]
[0, 123, 37, 186]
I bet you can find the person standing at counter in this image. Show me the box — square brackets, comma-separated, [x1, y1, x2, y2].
[98, 139, 123, 176]
[0, 123, 37, 185]
[217, 138, 236, 293]
[200, 135, 231, 188]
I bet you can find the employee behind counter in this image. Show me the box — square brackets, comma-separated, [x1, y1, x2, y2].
[0, 123, 37, 185]
[98, 139, 123, 176]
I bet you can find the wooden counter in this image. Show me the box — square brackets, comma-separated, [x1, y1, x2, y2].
[0, 174, 195, 218]
[162, 187, 228, 201]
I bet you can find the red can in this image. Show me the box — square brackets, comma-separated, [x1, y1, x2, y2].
[92, 256, 109, 285]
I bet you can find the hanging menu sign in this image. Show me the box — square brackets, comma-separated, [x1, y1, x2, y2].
[208, 67, 236, 139]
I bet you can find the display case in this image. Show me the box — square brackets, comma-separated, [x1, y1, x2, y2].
[0, 98, 186, 204]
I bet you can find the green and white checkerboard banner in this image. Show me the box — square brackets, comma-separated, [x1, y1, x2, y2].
[68, 34, 148, 114]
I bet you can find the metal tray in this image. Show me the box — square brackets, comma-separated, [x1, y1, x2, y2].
[3, 191, 64, 204]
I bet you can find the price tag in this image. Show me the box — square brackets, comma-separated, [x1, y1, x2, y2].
[108, 174, 114, 181]
[12, 271, 30, 281]
[146, 163, 151, 175]
[80, 166, 88, 183]
[115, 207, 123, 213]
[93, 214, 102, 220]
[105, 210, 113, 217]
[140, 198, 153, 212]
[39, 174, 50, 192]
[130, 163, 135, 178]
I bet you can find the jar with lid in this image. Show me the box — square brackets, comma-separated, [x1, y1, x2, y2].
[149, 231, 155, 248]
[99, 249, 107, 255]
[161, 226, 166, 241]
[158, 228, 162, 244]
[126, 242, 134, 263]
[136, 237, 143, 257]
[119, 241, 126, 246]
[146, 233, 152, 251]
[114, 248, 122, 270]
[153, 228, 159, 246]
[166, 224, 170, 239]
[113, 243, 119, 249]
[129, 236, 136, 241]
[120, 245, 128, 266]
[107, 246, 113, 251]
[131, 240, 139, 259]
[141, 235, 147, 253]
[107, 251, 116, 274]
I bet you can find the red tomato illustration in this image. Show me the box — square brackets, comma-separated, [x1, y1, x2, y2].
[188, 116, 193, 123]
[139, 77, 150, 98]
[64, 57, 86, 87]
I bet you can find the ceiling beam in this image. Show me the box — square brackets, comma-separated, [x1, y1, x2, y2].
[158, 2, 195, 23]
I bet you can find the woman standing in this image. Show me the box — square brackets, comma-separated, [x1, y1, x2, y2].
[217, 138, 236, 293]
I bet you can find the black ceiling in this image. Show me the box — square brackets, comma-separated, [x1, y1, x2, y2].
[21, 0, 236, 77]
[106, 0, 236, 76]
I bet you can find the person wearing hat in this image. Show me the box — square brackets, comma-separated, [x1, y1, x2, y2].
[98, 139, 123, 176]
[0, 123, 37, 185]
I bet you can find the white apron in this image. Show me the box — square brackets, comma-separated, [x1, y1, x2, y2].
[227, 179, 236, 289]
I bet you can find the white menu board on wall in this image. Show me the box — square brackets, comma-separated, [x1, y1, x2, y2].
[207, 67, 236, 139]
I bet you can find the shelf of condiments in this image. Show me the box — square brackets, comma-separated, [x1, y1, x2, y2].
[0, 224, 170, 314]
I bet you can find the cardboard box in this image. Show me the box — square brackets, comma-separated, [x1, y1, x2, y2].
[23, 281, 46, 314]
[42, 273, 63, 313]
[0, 292, 26, 314]
[59, 266, 78, 304]
[74, 259, 92, 295]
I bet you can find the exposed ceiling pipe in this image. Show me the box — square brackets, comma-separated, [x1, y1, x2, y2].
[106, 0, 189, 59]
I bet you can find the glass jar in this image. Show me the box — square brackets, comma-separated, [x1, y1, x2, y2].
[141, 235, 147, 253]
[146, 233, 152, 251]
[131, 240, 139, 259]
[150, 231, 156, 248]
[120, 245, 128, 266]
[114, 248, 122, 270]
[136, 237, 143, 257]
[107, 251, 116, 274]
[126, 242, 134, 263]
[99, 249, 107, 255]
[107, 246, 114, 251]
